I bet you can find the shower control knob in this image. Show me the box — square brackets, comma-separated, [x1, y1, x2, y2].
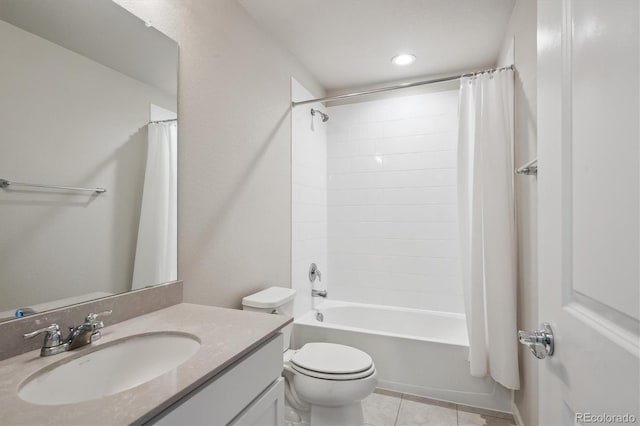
[309, 263, 322, 283]
[518, 323, 554, 359]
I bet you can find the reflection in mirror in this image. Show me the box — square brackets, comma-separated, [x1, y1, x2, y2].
[0, 0, 178, 320]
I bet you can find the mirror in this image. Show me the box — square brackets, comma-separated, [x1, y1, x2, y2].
[0, 0, 178, 320]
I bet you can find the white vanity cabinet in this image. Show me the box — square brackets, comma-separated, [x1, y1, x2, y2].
[150, 333, 284, 426]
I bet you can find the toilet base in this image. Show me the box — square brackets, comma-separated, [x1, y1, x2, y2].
[284, 403, 309, 426]
[310, 402, 364, 426]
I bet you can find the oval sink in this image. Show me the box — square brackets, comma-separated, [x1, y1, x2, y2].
[19, 332, 200, 405]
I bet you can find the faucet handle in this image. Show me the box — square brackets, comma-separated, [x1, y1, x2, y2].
[85, 310, 112, 322]
[23, 324, 64, 348]
[309, 263, 322, 283]
[84, 310, 112, 332]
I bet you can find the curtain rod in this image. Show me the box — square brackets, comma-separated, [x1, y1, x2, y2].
[292, 64, 515, 107]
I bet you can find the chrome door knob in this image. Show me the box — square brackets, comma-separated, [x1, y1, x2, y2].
[518, 322, 554, 359]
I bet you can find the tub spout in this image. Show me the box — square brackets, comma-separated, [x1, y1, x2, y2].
[312, 289, 327, 298]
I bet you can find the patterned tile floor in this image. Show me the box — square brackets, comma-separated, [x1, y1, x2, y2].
[363, 389, 516, 426]
[284, 388, 516, 426]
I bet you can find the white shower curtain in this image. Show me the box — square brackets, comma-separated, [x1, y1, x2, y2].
[132, 122, 178, 290]
[457, 68, 519, 390]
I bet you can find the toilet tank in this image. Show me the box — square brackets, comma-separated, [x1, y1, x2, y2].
[242, 287, 296, 351]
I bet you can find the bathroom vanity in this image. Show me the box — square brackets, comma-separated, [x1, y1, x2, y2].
[0, 303, 290, 425]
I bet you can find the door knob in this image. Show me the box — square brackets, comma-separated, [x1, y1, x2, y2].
[518, 322, 554, 359]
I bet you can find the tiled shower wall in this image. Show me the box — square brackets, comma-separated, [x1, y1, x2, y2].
[291, 78, 327, 318]
[327, 90, 463, 313]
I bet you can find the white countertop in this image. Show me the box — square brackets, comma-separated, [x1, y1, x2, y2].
[0, 303, 290, 425]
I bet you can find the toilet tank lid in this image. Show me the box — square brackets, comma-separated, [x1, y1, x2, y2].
[242, 286, 296, 309]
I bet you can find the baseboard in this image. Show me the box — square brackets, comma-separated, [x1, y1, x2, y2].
[376, 378, 512, 413]
[512, 400, 525, 426]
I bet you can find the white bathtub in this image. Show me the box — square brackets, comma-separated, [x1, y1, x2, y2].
[292, 300, 511, 412]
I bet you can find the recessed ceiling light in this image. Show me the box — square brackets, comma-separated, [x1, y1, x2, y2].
[391, 54, 416, 66]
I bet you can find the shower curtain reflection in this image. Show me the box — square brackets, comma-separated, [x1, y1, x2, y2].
[132, 121, 178, 289]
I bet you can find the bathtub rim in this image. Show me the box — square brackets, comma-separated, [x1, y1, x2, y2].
[295, 299, 469, 347]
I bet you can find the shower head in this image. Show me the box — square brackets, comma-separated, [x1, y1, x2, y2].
[310, 108, 329, 122]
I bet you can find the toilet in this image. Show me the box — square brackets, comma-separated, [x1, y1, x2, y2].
[242, 287, 377, 426]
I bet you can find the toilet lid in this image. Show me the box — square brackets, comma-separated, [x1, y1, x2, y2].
[290, 343, 373, 375]
[290, 362, 376, 381]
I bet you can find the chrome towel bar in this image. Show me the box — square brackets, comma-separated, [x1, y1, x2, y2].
[0, 178, 106, 194]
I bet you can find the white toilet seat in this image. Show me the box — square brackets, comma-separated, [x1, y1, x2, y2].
[290, 361, 376, 381]
[290, 342, 373, 374]
[286, 342, 376, 381]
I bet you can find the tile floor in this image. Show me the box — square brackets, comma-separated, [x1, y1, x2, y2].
[362, 389, 516, 426]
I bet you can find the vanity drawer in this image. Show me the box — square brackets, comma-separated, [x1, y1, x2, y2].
[230, 378, 284, 426]
[151, 333, 283, 426]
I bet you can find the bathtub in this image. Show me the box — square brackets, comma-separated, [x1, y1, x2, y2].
[292, 300, 512, 412]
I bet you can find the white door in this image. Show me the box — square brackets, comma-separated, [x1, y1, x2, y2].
[537, 0, 640, 425]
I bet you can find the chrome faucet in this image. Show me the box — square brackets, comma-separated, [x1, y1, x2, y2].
[23, 324, 68, 357]
[311, 289, 327, 298]
[311, 288, 327, 321]
[66, 310, 112, 350]
[23, 310, 112, 356]
[309, 263, 327, 321]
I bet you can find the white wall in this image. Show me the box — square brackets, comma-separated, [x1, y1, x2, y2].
[496, 1, 538, 424]
[0, 19, 175, 311]
[291, 79, 327, 317]
[115, 0, 324, 308]
[326, 90, 463, 312]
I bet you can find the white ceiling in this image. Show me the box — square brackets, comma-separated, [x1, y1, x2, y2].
[239, 0, 516, 92]
[0, 0, 178, 96]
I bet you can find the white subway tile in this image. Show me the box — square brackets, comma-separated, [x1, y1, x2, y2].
[371, 204, 458, 222]
[387, 256, 460, 277]
[293, 184, 325, 205]
[327, 157, 350, 174]
[328, 172, 374, 190]
[347, 238, 460, 258]
[352, 156, 380, 172]
[369, 187, 457, 205]
[324, 89, 462, 312]
[331, 287, 384, 305]
[375, 132, 456, 155]
[355, 221, 458, 240]
[327, 139, 349, 158]
[328, 189, 369, 206]
[293, 200, 325, 223]
[378, 150, 456, 171]
[375, 169, 457, 188]
[299, 222, 327, 240]
[358, 139, 378, 156]
[349, 122, 384, 140]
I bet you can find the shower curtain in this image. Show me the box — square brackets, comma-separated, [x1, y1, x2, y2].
[132, 122, 178, 290]
[457, 68, 519, 390]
